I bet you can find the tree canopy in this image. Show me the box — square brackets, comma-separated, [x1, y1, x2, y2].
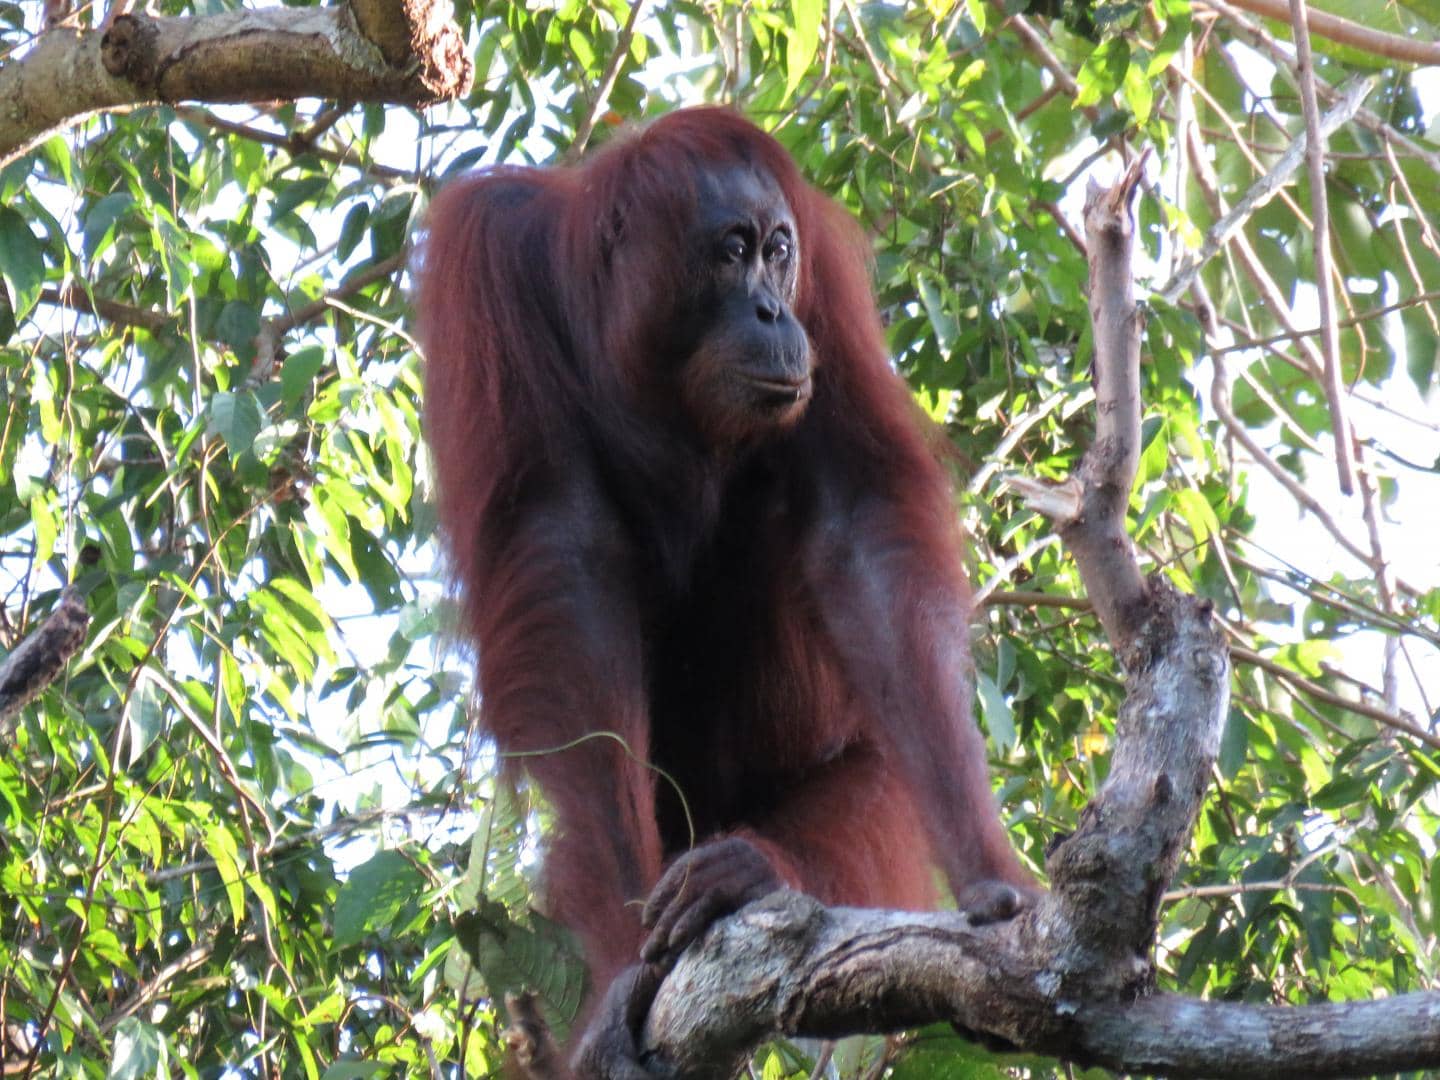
[0, 0, 1438, 1076]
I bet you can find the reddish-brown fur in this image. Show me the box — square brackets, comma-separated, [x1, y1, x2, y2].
[417, 108, 1031, 1043]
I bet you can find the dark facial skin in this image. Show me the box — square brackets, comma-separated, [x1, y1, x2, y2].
[675, 167, 813, 445]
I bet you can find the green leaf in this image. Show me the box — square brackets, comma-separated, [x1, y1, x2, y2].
[215, 300, 261, 350]
[202, 823, 247, 926]
[0, 207, 45, 319]
[208, 391, 265, 458]
[29, 492, 57, 569]
[975, 671, 1016, 753]
[337, 203, 371, 262]
[320, 1063, 390, 1080]
[269, 577, 336, 640]
[126, 677, 166, 767]
[334, 849, 425, 947]
[1122, 57, 1154, 125]
[783, 0, 822, 103]
[82, 192, 133, 262]
[1173, 487, 1219, 546]
[885, 1023, 1014, 1079]
[219, 650, 246, 724]
[964, 0, 987, 34]
[455, 898, 588, 1046]
[109, 1018, 165, 1080]
[1218, 706, 1249, 778]
[1075, 39, 1130, 109]
[916, 273, 959, 355]
[270, 176, 330, 223]
[1275, 640, 1340, 678]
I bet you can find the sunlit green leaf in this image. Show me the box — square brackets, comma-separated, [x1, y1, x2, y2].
[109, 1019, 165, 1080]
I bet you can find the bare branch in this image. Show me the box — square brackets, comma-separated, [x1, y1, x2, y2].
[1007, 15, 1088, 116]
[98, 938, 220, 1033]
[980, 589, 1091, 610]
[172, 105, 417, 183]
[1287, 0, 1354, 495]
[1211, 289, 1440, 354]
[39, 284, 169, 333]
[1163, 879, 1348, 902]
[1078, 991, 1440, 1077]
[1230, 645, 1438, 750]
[250, 251, 407, 380]
[1009, 158, 1151, 648]
[637, 892, 1440, 1079]
[1220, 0, 1440, 66]
[0, 0, 472, 166]
[1199, 0, 1440, 177]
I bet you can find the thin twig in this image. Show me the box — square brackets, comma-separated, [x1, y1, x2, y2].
[173, 106, 415, 183]
[1231, 645, 1438, 751]
[972, 536, 1062, 607]
[805, 1041, 835, 1080]
[249, 251, 407, 380]
[39, 285, 170, 333]
[1007, 15, 1087, 112]
[568, 0, 647, 159]
[1200, 0, 1440, 178]
[1168, 59, 1312, 233]
[1208, 352, 1373, 567]
[981, 589, 1092, 610]
[1164, 879, 1348, 902]
[1287, 0, 1353, 495]
[1212, 290, 1440, 354]
[968, 386, 1089, 495]
[1156, 77, 1372, 306]
[145, 805, 438, 886]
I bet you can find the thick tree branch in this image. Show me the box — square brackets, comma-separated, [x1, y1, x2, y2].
[1008, 158, 1151, 648]
[0, 0, 472, 166]
[639, 892, 1440, 1079]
